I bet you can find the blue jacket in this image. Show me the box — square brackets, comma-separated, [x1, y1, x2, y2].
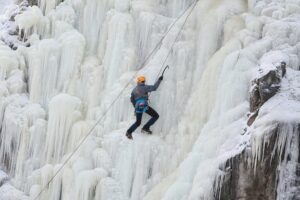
[130, 79, 162, 106]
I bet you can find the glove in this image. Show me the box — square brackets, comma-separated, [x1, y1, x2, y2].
[159, 76, 163, 81]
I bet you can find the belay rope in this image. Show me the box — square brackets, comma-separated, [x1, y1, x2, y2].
[33, 0, 199, 199]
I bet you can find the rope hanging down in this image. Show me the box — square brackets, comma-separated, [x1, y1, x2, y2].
[33, 1, 198, 199]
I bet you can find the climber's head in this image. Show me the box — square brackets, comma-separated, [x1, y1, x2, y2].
[137, 75, 146, 84]
[281, 61, 286, 67]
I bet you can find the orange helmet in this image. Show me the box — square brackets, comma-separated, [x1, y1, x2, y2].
[137, 75, 146, 83]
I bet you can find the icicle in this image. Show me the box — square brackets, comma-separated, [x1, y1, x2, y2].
[73, 168, 108, 200]
[95, 177, 124, 200]
[57, 30, 85, 92]
[76, 0, 111, 54]
[15, 6, 42, 37]
[97, 6, 136, 89]
[114, 0, 130, 12]
[276, 124, 299, 199]
[6, 70, 26, 94]
[92, 148, 112, 173]
[26, 39, 61, 105]
[48, 3, 76, 27]
[0, 44, 19, 81]
[25, 29, 85, 105]
[39, 0, 62, 15]
[74, 57, 103, 119]
[44, 94, 82, 163]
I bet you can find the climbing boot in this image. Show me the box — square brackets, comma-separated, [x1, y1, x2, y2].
[126, 132, 133, 140]
[142, 128, 152, 134]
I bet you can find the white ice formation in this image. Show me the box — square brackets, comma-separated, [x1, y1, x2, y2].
[0, 0, 299, 199]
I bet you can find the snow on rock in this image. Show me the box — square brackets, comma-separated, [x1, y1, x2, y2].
[251, 67, 300, 165]
[237, 67, 300, 199]
[15, 6, 42, 37]
[0, 1, 34, 49]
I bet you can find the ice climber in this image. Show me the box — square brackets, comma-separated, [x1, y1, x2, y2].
[126, 75, 163, 139]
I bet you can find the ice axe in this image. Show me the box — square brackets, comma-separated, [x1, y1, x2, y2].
[161, 65, 169, 77]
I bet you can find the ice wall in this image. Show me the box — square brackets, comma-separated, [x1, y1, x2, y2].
[0, 0, 299, 200]
[0, 0, 13, 14]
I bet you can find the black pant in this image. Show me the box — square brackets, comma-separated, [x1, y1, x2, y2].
[127, 106, 159, 134]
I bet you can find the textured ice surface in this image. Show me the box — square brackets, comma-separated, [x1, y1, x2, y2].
[0, 0, 300, 200]
[0, 0, 13, 14]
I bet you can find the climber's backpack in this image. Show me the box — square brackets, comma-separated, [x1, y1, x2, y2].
[135, 98, 148, 113]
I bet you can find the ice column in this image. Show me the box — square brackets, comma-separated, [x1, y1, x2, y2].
[76, 0, 112, 54]
[39, 0, 62, 15]
[25, 29, 85, 105]
[98, 1, 136, 89]
[26, 39, 61, 105]
[44, 94, 82, 163]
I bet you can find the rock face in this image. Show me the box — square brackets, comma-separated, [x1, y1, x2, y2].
[17, 0, 38, 6]
[248, 63, 286, 126]
[216, 124, 300, 200]
[28, 0, 38, 5]
[216, 126, 279, 200]
[250, 70, 281, 112]
[216, 62, 300, 200]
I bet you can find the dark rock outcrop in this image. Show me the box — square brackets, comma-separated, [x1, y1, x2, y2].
[215, 62, 295, 200]
[250, 70, 281, 112]
[248, 63, 286, 126]
[17, 0, 38, 6]
[215, 124, 300, 200]
[216, 126, 279, 200]
[28, 0, 38, 5]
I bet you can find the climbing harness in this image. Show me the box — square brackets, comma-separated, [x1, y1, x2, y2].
[135, 98, 149, 113]
[33, 1, 199, 199]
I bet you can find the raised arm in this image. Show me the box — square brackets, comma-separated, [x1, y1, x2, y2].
[144, 79, 162, 92]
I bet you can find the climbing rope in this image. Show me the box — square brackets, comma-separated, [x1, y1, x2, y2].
[156, 0, 198, 79]
[33, 1, 198, 199]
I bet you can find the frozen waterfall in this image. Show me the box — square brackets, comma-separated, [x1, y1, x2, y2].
[0, 0, 300, 200]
